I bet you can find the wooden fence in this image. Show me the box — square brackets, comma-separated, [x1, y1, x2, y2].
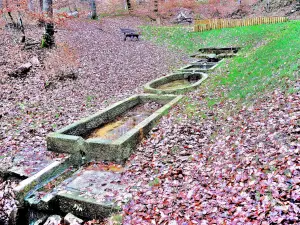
[194, 17, 289, 32]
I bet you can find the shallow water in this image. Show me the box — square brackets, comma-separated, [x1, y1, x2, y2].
[87, 113, 151, 140]
[86, 102, 162, 140]
[157, 79, 192, 90]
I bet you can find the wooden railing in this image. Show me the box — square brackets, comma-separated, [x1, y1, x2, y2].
[194, 17, 289, 32]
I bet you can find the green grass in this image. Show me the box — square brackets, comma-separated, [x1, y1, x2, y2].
[141, 21, 300, 103]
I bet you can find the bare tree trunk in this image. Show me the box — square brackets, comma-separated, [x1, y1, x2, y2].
[266, 0, 270, 12]
[7, 12, 17, 27]
[43, 0, 53, 16]
[154, 0, 158, 13]
[28, 0, 34, 11]
[17, 11, 25, 42]
[39, 0, 43, 12]
[126, 0, 132, 13]
[154, 0, 161, 25]
[89, 0, 97, 20]
[42, 0, 54, 47]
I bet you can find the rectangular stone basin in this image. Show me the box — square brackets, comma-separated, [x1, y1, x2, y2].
[24, 163, 129, 220]
[190, 47, 240, 59]
[47, 94, 182, 163]
[198, 47, 240, 54]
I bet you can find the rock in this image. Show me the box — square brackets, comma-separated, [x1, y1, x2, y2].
[30, 57, 40, 66]
[33, 216, 47, 225]
[152, 127, 159, 132]
[64, 213, 83, 225]
[179, 150, 191, 156]
[172, 8, 193, 23]
[43, 215, 62, 225]
[57, 69, 78, 81]
[67, 11, 79, 18]
[8, 63, 32, 78]
[169, 220, 178, 225]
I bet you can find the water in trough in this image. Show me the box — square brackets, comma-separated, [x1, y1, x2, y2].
[85, 101, 162, 140]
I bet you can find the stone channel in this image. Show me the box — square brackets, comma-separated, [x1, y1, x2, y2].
[4, 47, 239, 224]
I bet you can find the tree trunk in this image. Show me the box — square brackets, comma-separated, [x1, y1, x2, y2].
[43, 0, 53, 16]
[154, 0, 160, 25]
[28, 0, 34, 11]
[39, 0, 43, 12]
[126, 0, 132, 13]
[17, 11, 25, 42]
[154, 0, 158, 13]
[42, 0, 54, 48]
[89, 0, 97, 20]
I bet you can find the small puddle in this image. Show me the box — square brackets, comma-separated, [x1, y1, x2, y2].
[85, 102, 162, 140]
[157, 79, 194, 90]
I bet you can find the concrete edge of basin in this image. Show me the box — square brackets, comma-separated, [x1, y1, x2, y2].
[197, 47, 241, 53]
[46, 94, 182, 163]
[143, 72, 208, 95]
[13, 156, 70, 204]
[56, 191, 120, 220]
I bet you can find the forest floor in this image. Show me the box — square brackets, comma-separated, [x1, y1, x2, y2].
[0, 16, 189, 174]
[0, 16, 188, 224]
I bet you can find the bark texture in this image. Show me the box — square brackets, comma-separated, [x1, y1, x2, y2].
[89, 0, 97, 20]
[42, 0, 54, 48]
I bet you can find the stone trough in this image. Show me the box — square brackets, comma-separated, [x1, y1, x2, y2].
[11, 94, 182, 223]
[22, 163, 128, 221]
[143, 71, 208, 95]
[13, 155, 71, 203]
[191, 47, 240, 59]
[47, 94, 182, 163]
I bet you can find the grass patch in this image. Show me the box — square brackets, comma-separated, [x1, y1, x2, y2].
[141, 21, 300, 103]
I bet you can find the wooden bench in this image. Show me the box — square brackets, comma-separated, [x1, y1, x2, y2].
[120, 28, 140, 41]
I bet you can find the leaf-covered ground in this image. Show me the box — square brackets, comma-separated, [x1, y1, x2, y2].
[119, 21, 300, 224]
[122, 89, 300, 224]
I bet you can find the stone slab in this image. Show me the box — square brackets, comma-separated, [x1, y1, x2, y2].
[25, 163, 130, 220]
[56, 166, 130, 219]
[0, 148, 67, 179]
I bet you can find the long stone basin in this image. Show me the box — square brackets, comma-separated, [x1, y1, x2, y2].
[47, 94, 182, 163]
[191, 47, 240, 59]
[143, 72, 208, 95]
[198, 47, 240, 54]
